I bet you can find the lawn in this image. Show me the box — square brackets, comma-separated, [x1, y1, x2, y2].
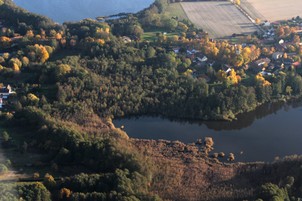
[142, 30, 178, 41]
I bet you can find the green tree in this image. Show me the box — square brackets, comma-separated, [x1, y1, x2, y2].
[285, 86, 293, 96]
[0, 164, 8, 175]
[1, 131, 9, 142]
[21, 141, 28, 153]
[55, 64, 72, 77]
[162, 16, 178, 31]
[129, 24, 144, 40]
[259, 183, 289, 201]
[146, 46, 156, 58]
[43, 173, 56, 189]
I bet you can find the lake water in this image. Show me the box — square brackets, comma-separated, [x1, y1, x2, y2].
[114, 101, 302, 162]
[13, 0, 154, 23]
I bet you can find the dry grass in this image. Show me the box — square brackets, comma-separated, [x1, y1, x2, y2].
[242, 0, 302, 22]
[181, 1, 258, 38]
[132, 139, 257, 201]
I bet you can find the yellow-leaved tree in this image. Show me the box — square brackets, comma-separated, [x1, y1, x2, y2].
[227, 69, 240, 85]
[255, 73, 271, 86]
[0, 36, 11, 48]
[27, 44, 50, 63]
[55, 64, 71, 77]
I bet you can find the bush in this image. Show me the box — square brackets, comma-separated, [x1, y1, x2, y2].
[1, 131, 9, 142]
[0, 163, 8, 174]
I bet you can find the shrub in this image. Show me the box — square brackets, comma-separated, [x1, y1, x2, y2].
[0, 164, 8, 174]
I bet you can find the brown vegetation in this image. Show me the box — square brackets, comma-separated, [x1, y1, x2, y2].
[132, 139, 258, 201]
[132, 137, 302, 201]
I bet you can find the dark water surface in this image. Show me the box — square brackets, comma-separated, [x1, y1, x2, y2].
[13, 0, 154, 23]
[114, 101, 302, 162]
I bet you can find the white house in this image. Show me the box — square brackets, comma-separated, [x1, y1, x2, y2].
[197, 56, 208, 62]
[263, 21, 271, 27]
[272, 52, 283, 60]
[0, 85, 15, 99]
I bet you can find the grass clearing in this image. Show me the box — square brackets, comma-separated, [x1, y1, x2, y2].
[142, 30, 178, 41]
[164, 3, 188, 21]
[242, 0, 302, 22]
[181, 1, 258, 39]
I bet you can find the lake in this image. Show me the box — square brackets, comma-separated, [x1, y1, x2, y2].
[13, 0, 154, 23]
[114, 100, 302, 162]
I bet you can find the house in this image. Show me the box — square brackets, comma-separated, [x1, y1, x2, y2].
[267, 64, 276, 71]
[292, 61, 301, 68]
[272, 52, 283, 60]
[173, 47, 180, 54]
[10, 36, 23, 42]
[287, 53, 297, 57]
[0, 85, 15, 109]
[283, 58, 294, 65]
[261, 71, 272, 76]
[186, 49, 198, 55]
[196, 56, 208, 62]
[252, 58, 271, 73]
[223, 64, 232, 71]
[225, 68, 232, 74]
[283, 58, 294, 69]
[121, 36, 131, 43]
[263, 21, 271, 27]
[294, 30, 302, 35]
[0, 85, 15, 99]
[191, 49, 199, 54]
[254, 58, 271, 67]
[209, 61, 215, 67]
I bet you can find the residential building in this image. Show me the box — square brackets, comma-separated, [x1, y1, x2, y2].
[272, 52, 283, 60]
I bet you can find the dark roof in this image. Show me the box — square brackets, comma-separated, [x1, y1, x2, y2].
[0, 88, 9, 93]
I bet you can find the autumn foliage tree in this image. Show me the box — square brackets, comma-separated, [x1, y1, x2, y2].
[55, 64, 71, 77]
[227, 69, 240, 85]
[43, 173, 56, 189]
[9, 57, 22, 72]
[217, 69, 240, 86]
[27, 44, 50, 63]
[255, 73, 271, 86]
[59, 188, 72, 199]
[0, 36, 11, 48]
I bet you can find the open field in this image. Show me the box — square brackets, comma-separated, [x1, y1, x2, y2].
[164, 2, 189, 21]
[142, 31, 178, 41]
[242, 0, 302, 22]
[181, 2, 258, 38]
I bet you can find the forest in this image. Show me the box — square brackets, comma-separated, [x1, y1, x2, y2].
[1, 0, 302, 200]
